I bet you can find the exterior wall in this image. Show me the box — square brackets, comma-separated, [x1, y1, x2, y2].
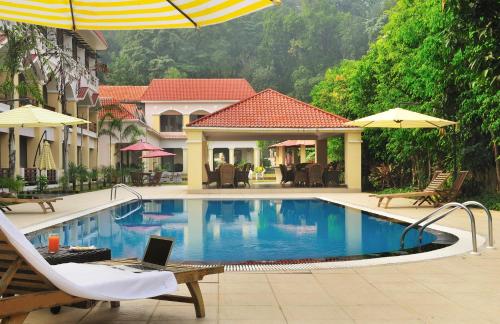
[344, 132, 363, 192]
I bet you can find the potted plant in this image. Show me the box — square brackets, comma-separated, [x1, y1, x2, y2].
[254, 166, 265, 180]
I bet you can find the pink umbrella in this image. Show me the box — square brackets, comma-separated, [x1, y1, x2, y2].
[120, 140, 162, 152]
[141, 150, 176, 159]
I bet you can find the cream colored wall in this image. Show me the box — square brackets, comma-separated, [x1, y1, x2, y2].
[344, 132, 363, 191]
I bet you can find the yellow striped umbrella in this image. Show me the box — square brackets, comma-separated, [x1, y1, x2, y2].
[37, 141, 56, 170]
[0, 0, 281, 30]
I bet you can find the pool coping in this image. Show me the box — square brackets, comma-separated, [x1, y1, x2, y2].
[23, 195, 486, 271]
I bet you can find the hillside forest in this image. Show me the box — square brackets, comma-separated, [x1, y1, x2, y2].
[101, 0, 499, 201]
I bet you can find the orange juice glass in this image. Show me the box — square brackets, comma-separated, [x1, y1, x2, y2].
[48, 234, 60, 253]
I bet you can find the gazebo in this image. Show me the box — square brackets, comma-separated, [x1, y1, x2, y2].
[184, 89, 363, 192]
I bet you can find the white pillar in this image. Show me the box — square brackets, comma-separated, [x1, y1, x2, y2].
[253, 148, 261, 167]
[182, 148, 188, 173]
[208, 148, 214, 170]
[229, 148, 235, 165]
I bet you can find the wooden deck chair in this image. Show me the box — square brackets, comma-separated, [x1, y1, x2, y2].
[372, 171, 451, 208]
[437, 171, 469, 203]
[0, 197, 62, 214]
[0, 211, 223, 323]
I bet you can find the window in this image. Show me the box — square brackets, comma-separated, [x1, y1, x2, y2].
[189, 114, 206, 123]
[160, 115, 183, 132]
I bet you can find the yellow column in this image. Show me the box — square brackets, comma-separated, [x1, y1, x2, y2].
[0, 134, 8, 168]
[344, 132, 362, 191]
[182, 114, 190, 128]
[47, 93, 63, 171]
[277, 146, 285, 165]
[152, 115, 160, 132]
[67, 101, 78, 164]
[300, 144, 306, 163]
[186, 129, 205, 190]
[81, 108, 90, 167]
[229, 148, 235, 165]
[315, 139, 328, 167]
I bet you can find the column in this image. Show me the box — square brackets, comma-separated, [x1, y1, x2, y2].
[152, 115, 160, 132]
[0, 134, 8, 168]
[47, 93, 63, 172]
[186, 129, 205, 190]
[315, 139, 328, 167]
[278, 146, 285, 165]
[81, 107, 90, 167]
[344, 132, 362, 191]
[208, 148, 214, 170]
[229, 148, 235, 165]
[253, 147, 261, 167]
[182, 114, 190, 127]
[67, 101, 78, 165]
[182, 148, 188, 173]
[300, 144, 306, 163]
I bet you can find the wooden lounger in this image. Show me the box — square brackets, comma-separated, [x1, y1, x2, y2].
[0, 231, 223, 323]
[0, 197, 62, 213]
[372, 172, 450, 208]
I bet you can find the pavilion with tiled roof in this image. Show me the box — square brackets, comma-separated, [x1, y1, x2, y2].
[98, 85, 148, 120]
[185, 89, 363, 192]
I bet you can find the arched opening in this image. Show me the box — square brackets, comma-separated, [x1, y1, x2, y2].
[160, 110, 182, 132]
[189, 110, 210, 123]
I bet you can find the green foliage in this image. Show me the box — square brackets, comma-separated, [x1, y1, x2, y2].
[101, 0, 389, 100]
[36, 175, 48, 193]
[461, 193, 500, 211]
[0, 176, 25, 196]
[311, 0, 499, 192]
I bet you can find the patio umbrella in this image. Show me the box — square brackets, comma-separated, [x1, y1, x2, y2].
[141, 150, 176, 159]
[0, 0, 280, 31]
[37, 141, 56, 170]
[0, 105, 89, 127]
[344, 108, 456, 128]
[120, 141, 162, 152]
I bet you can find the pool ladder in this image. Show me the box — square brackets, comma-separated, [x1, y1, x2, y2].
[110, 183, 143, 203]
[400, 201, 494, 254]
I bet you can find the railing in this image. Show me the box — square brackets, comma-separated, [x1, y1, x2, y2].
[400, 202, 479, 254]
[417, 201, 494, 249]
[110, 183, 143, 202]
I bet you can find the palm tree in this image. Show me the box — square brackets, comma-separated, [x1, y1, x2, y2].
[97, 106, 144, 181]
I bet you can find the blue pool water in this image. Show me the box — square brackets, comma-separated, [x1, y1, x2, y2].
[29, 199, 436, 263]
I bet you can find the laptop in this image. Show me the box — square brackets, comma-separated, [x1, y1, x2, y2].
[122, 236, 174, 272]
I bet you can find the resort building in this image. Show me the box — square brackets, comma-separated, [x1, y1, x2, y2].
[0, 26, 107, 183]
[99, 79, 260, 173]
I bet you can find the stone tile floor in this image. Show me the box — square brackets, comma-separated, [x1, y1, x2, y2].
[6, 186, 499, 323]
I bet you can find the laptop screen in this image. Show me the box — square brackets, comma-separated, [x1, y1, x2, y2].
[143, 237, 174, 266]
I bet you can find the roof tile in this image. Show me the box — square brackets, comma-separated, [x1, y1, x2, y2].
[141, 79, 256, 101]
[188, 89, 351, 129]
[98, 85, 147, 120]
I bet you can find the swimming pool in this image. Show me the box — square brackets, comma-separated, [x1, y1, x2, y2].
[29, 199, 455, 264]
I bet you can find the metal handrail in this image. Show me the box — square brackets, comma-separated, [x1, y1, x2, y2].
[418, 201, 493, 249]
[110, 183, 143, 202]
[400, 202, 479, 254]
[114, 203, 143, 221]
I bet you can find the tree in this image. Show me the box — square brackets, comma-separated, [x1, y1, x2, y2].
[0, 23, 43, 178]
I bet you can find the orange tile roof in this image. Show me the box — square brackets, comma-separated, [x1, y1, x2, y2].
[98, 85, 148, 120]
[141, 79, 256, 101]
[188, 89, 351, 129]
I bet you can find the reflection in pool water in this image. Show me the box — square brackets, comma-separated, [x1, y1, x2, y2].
[30, 199, 436, 263]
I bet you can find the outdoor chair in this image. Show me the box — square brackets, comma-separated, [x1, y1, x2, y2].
[47, 170, 57, 184]
[219, 163, 235, 188]
[307, 164, 324, 187]
[437, 170, 469, 203]
[234, 163, 251, 187]
[0, 196, 62, 213]
[294, 165, 307, 187]
[279, 164, 294, 185]
[148, 171, 162, 186]
[372, 171, 451, 208]
[23, 168, 38, 186]
[204, 163, 219, 188]
[130, 172, 144, 186]
[0, 210, 223, 323]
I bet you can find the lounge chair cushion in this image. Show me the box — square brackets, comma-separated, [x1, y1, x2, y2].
[0, 211, 177, 301]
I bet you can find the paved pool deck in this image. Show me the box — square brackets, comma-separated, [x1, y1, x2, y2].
[5, 186, 500, 323]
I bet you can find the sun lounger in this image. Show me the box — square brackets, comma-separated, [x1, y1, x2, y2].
[437, 170, 469, 203]
[372, 171, 451, 208]
[0, 197, 62, 213]
[0, 211, 223, 322]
